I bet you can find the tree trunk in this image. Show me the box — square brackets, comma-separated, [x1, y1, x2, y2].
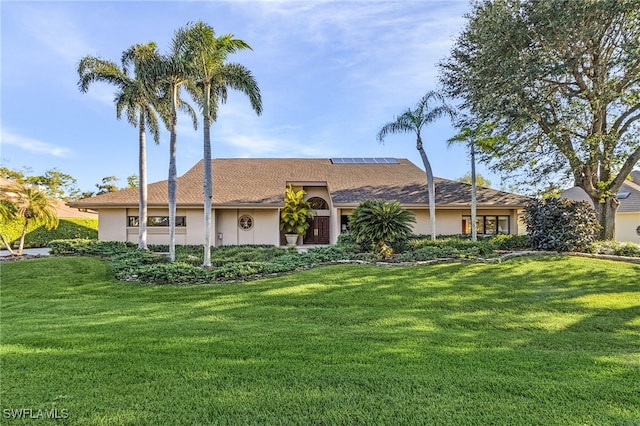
[168, 86, 178, 262]
[202, 84, 213, 269]
[470, 142, 477, 242]
[0, 233, 14, 254]
[594, 195, 619, 240]
[138, 113, 148, 251]
[417, 135, 436, 240]
[17, 218, 29, 256]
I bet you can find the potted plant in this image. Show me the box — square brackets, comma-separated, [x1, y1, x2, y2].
[280, 185, 314, 246]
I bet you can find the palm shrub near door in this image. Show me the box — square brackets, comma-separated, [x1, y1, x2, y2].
[348, 200, 416, 257]
[280, 185, 314, 244]
[525, 198, 600, 252]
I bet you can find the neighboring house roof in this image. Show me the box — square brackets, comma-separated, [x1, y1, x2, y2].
[1, 177, 97, 219]
[68, 158, 530, 209]
[561, 170, 640, 213]
[54, 199, 98, 219]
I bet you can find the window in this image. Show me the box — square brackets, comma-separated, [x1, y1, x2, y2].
[127, 216, 186, 227]
[238, 215, 253, 231]
[308, 197, 329, 210]
[462, 215, 510, 235]
[340, 215, 350, 233]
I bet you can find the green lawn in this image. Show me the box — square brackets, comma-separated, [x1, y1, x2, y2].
[1, 256, 639, 425]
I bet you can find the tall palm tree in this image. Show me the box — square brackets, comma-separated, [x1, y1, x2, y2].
[154, 27, 198, 262]
[377, 91, 455, 240]
[448, 123, 504, 242]
[78, 43, 163, 250]
[180, 21, 263, 268]
[7, 183, 59, 255]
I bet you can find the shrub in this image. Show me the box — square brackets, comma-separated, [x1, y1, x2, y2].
[336, 233, 371, 253]
[489, 234, 530, 250]
[0, 217, 98, 249]
[111, 250, 169, 280]
[135, 263, 208, 285]
[49, 239, 136, 257]
[524, 198, 600, 252]
[22, 219, 98, 248]
[348, 200, 416, 257]
[590, 240, 640, 257]
[280, 185, 314, 235]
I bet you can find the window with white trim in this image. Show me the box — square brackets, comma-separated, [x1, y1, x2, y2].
[127, 216, 186, 227]
[462, 215, 509, 235]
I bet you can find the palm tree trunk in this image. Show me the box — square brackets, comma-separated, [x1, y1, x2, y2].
[417, 135, 436, 240]
[470, 142, 477, 242]
[17, 218, 29, 256]
[168, 86, 179, 262]
[202, 84, 213, 269]
[138, 112, 148, 250]
[0, 233, 14, 255]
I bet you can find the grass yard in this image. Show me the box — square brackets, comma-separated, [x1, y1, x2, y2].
[1, 255, 639, 425]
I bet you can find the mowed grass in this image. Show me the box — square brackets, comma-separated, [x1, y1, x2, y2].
[1, 256, 639, 425]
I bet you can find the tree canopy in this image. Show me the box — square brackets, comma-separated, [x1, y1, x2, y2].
[1, 167, 81, 200]
[440, 0, 640, 239]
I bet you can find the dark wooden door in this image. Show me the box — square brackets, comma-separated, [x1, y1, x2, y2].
[304, 216, 330, 244]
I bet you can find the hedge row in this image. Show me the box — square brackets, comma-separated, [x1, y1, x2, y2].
[49, 240, 375, 284]
[46, 235, 639, 285]
[1, 218, 98, 249]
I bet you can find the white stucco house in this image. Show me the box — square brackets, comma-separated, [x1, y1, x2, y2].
[562, 170, 640, 243]
[68, 158, 530, 246]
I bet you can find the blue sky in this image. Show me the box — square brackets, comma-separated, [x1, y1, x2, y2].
[1, 0, 491, 195]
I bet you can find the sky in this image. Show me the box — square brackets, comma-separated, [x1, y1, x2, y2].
[1, 0, 492, 196]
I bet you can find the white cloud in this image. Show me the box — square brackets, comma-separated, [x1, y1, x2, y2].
[18, 5, 94, 65]
[1, 129, 73, 158]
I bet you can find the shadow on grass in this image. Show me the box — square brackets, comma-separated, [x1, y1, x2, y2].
[1, 255, 639, 425]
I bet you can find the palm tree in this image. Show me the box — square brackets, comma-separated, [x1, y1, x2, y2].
[448, 123, 503, 242]
[180, 21, 263, 268]
[7, 183, 59, 255]
[0, 192, 18, 254]
[154, 27, 198, 262]
[78, 43, 163, 250]
[348, 199, 416, 258]
[377, 91, 455, 240]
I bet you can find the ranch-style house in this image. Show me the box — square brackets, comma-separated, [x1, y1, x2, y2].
[68, 158, 530, 246]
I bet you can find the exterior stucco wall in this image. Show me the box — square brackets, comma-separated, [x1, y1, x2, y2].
[97, 205, 523, 246]
[216, 208, 280, 246]
[413, 208, 520, 236]
[615, 212, 640, 243]
[98, 209, 127, 241]
[185, 209, 206, 245]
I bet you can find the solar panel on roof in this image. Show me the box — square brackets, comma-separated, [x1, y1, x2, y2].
[330, 157, 398, 164]
[617, 192, 631, 199]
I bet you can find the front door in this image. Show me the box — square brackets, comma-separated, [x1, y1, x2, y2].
[304, 216, 330, 244]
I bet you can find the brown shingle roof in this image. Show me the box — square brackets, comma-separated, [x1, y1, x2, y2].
[69, 158, 530, 208]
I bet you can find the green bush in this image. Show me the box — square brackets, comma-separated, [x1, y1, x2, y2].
[489, 234, 530, 250]
[0, 218, 98, 249]
[525, 198, 600, 252]
[135, 262, 208, 285]
[590, 240, 640, 257]
[49, 239, 136, 257]
[410, 235, 496, 256]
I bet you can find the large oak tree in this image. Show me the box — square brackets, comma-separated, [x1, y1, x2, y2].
[440, 0, 640, 239]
